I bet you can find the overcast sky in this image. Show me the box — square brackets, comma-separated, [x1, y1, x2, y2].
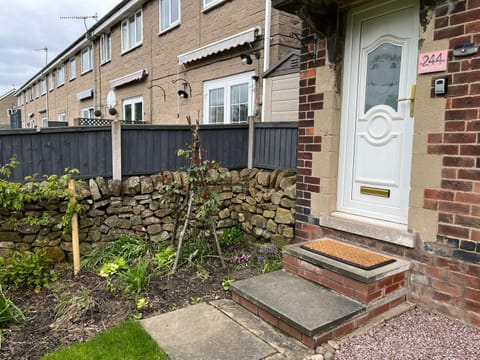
[0, 0, 122, 96]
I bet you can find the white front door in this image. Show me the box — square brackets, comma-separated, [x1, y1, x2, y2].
[337, 0, 419, 225]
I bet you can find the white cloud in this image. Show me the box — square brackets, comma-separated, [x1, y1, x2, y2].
[0, 0, 122, 95]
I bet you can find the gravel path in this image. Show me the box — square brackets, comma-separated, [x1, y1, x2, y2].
[336, 307, 480, 360]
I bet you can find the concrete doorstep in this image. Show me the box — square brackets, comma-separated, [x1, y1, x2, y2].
[141, 299, 312, 360]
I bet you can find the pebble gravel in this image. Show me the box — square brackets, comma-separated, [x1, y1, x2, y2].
[335, 307, 480, 360]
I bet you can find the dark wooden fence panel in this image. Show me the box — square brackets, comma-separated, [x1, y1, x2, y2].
[0, 128, 112, 181]
[0, 122, 294, 182]
[253, 122, 298, 171]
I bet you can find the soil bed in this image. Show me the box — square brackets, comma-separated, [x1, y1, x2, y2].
[1, 255, 256, 360]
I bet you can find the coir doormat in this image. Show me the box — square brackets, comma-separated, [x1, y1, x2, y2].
[301, 239, 396, 270]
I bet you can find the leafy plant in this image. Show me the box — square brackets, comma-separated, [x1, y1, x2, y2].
[82, 234, 150, 271]
[153, 246, 176, 271]
[0, 285, 26, 327]
[54, 289, 95, 319]
[99, 258, 127, 278]
[190, 296, 203, 304]
[0, 249, 57, 292]
[219, 227, 245, 247]
[258, 243, 282, 274]
[222, 278, 234, 291]
[119, 260, 152, 295]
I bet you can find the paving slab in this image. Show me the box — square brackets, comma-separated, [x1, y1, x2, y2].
[230, 270, 365, 337]
[141, 302, 277, 360]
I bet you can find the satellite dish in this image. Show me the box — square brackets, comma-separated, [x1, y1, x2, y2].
[107, 90, 116, 108]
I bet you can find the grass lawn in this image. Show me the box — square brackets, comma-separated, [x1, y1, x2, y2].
[40, 320, 168, 360]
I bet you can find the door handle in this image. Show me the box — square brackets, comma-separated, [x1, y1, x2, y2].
[397, 84, 416, 118]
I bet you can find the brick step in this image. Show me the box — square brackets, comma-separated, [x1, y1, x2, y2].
[283, 239, 411, 305]
[231, 240, 411, 347]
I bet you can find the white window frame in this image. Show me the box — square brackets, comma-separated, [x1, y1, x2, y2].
[57, 65, 65, 87]
[203, 72, 255, 124]
[100, 33, 112, 64]
[48, 73, 54, 91]
[58, 112, 66, 122]
[122, 96, 144, 123]
[41, 78, 46, 95]
[69, 57, 76, 80]
[82, 107, 94, 118]
[81, 47, 93, 74]
[203, 0, 225, 11]
[34, 83, 39, 98]
[159, 0, 180, 33]
[42, 117, 48, 128]
[121, 9, 143, 53]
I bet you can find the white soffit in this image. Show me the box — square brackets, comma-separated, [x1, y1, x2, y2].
[109, 69, 148, 88]
[76, 88, 94, 101]
[178, 27, 260, 65]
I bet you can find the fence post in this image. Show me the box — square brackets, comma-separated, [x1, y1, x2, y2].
[247, 116, 256, 169]
[112, 120, 122, 180]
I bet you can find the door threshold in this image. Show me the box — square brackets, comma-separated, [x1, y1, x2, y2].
[318, 212, 417, 248]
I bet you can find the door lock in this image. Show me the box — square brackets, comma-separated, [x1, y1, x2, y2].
[397, 84, 416, 118]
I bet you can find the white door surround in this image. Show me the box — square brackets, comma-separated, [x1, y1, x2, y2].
[337, 0, 419, 227]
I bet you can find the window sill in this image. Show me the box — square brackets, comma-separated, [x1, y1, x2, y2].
[121, 43, 142, 56]
[81, 69, 92, 76]
[159, 22, 180, 36]
[69, 76, 76, 81]
[202, 0, 227, 13]
[100, 59, 111, 66]
[57, 83, 64, 89]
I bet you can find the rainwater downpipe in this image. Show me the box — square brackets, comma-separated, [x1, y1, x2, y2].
[261, 0, 272, 122]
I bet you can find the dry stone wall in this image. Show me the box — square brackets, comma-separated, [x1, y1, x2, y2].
[0, 168, 296, 261]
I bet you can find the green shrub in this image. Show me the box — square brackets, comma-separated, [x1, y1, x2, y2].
[219, 227, 245, 247]
[82, 235, 150, 271]
[0, 285, 26, 327]
[0, 249, 57, 292]
[119, 260, 151, 295]
[153, 247, 176, 271]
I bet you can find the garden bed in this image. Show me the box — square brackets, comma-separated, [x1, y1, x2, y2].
[1, 241, 271, 360]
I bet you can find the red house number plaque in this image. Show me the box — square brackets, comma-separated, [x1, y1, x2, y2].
[418, 50, 448, 74]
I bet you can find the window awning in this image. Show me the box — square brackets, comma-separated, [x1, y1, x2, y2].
[178, 27, 260, 65]
[109, 69, 148, 88]
[76, 88, 94, 101]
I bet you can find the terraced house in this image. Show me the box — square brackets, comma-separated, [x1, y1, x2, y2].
[15, 0, 300, 127]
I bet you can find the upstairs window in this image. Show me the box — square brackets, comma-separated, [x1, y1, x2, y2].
[48, 73, 54, 91]
[160, 0, 180, 33]
[81, 47, 93, 74]
[57, 66, 65, 86]
[69, 57, 76, 80]
[100, 33, 112, 64]
[203, 0, 224, 10]
[121, 9, 143, 52]
[41, 78, 46, 94]
[34, 83, 39, 98]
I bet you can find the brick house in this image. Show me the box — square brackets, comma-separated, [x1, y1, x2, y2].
[0, 89, 17, 128]
[268, 0, 480, 327]
[14, 0, 300, 127]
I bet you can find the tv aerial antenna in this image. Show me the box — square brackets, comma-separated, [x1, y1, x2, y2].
[60, 14, 98, 32]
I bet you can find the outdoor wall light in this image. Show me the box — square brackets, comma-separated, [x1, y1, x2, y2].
[240, 50, 260, 65]
[148, 84, 167, 101]
[172, 78, 192, 99]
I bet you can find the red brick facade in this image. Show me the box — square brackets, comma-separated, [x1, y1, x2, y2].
[294, 1, 480, 328]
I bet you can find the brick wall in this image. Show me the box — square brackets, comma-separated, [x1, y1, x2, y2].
[425, 0, 480, 263]
[295, 25, 325, 241]
[294, 0, 480, 328]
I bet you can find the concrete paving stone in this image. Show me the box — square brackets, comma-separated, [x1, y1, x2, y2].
[211, 299, 312, 359]
[231, 270, 365, 337]
[141, 302, 277, 360]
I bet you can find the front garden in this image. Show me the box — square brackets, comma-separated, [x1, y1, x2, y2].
[0, 122, 289, 359]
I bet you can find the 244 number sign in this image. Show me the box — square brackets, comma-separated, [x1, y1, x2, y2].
[418, 50, 448, 74]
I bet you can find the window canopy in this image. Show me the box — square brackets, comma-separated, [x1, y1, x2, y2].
[178, 27, 260, 65]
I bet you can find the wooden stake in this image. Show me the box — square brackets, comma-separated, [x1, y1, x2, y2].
[68, 179, 80, 276]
